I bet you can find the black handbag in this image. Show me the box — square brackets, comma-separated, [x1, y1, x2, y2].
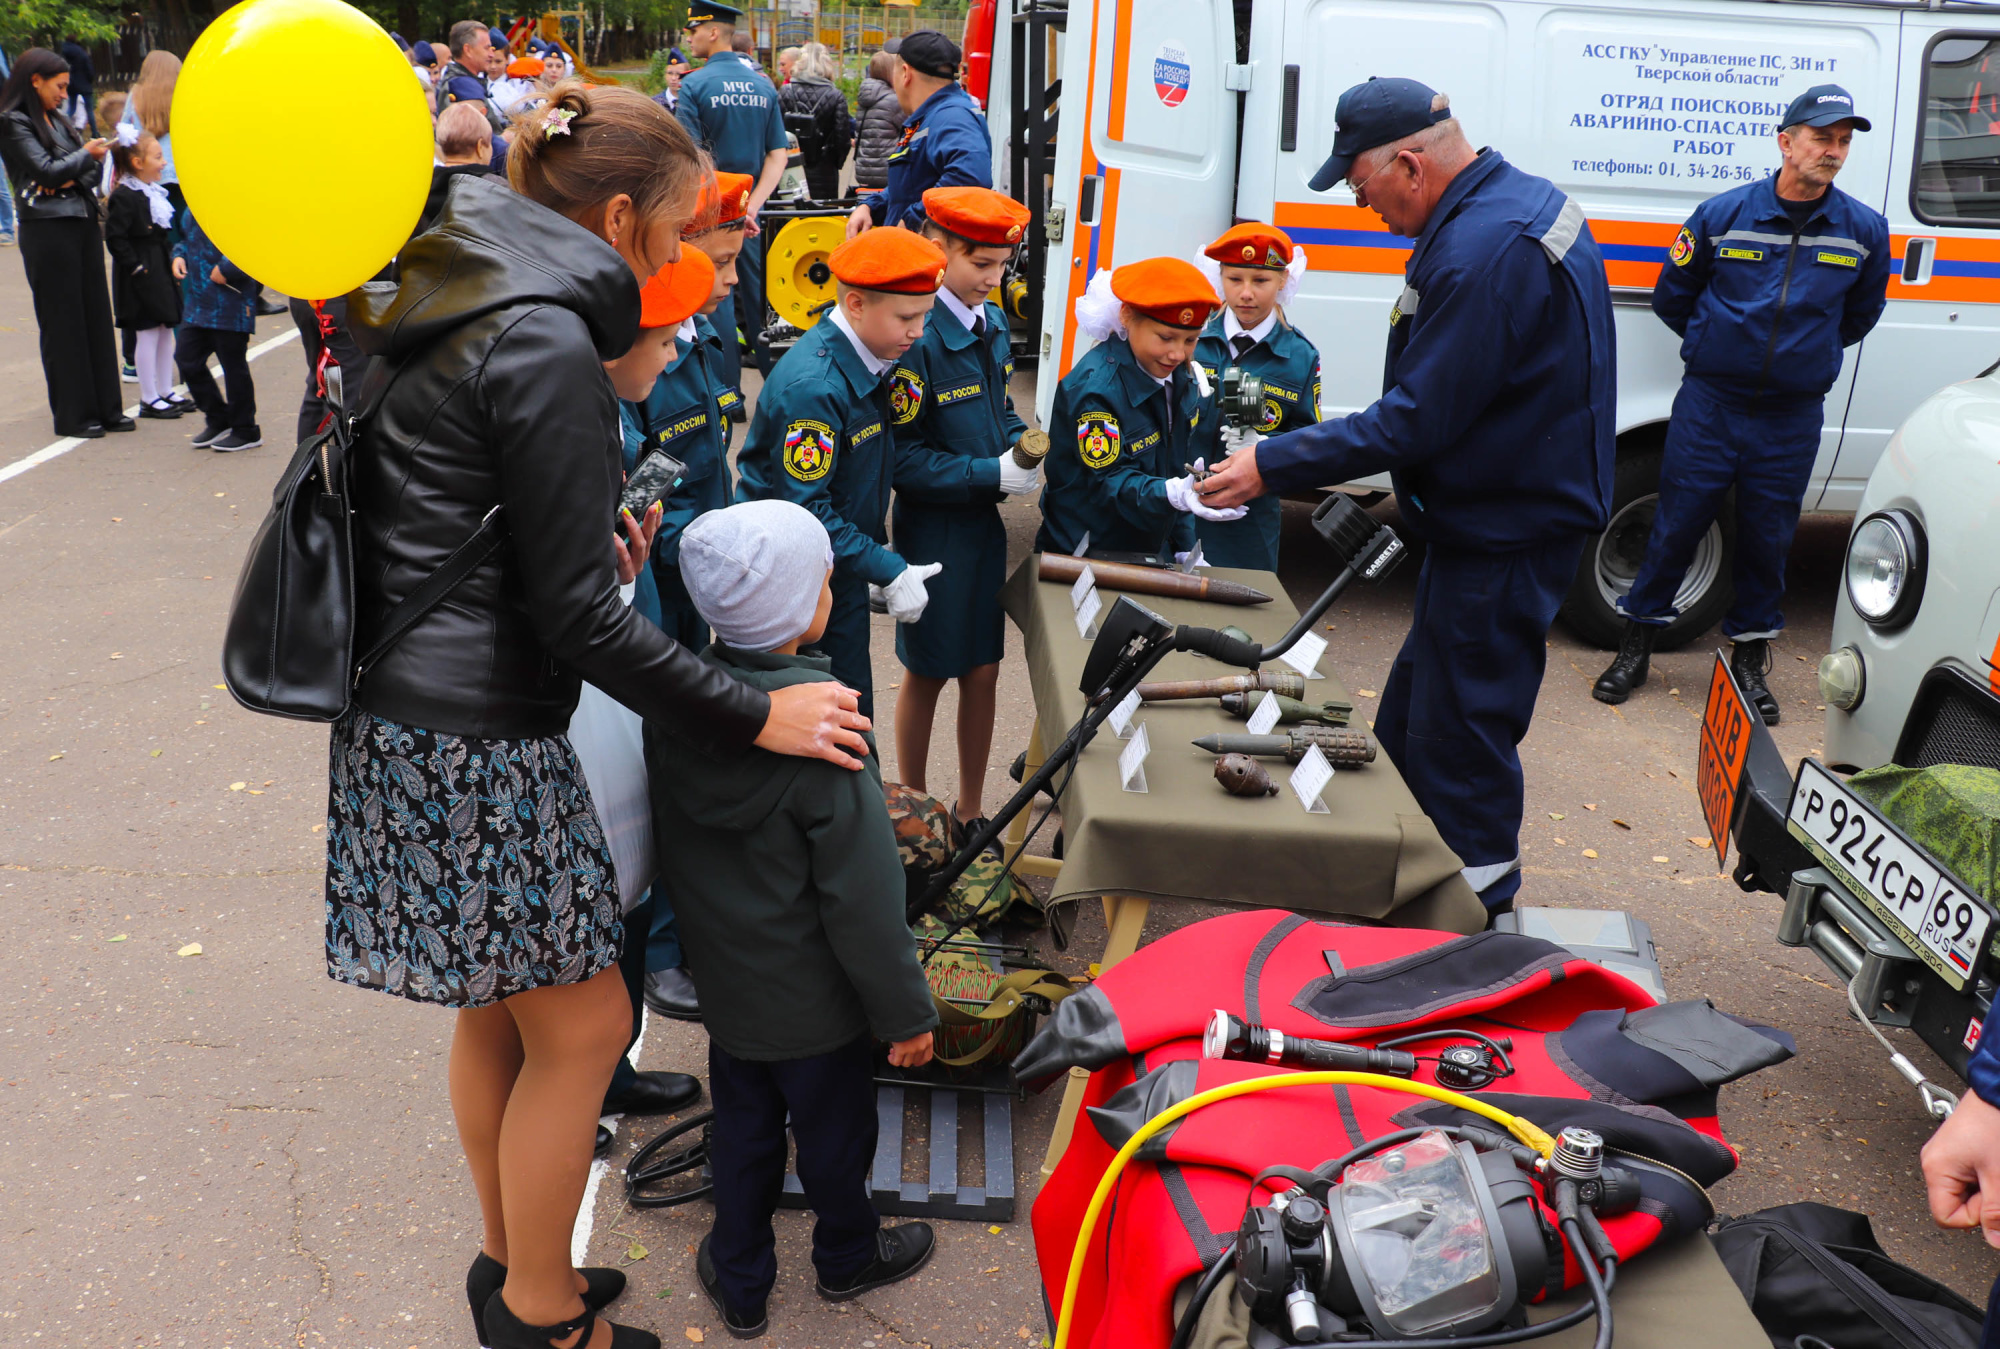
[221, 362, 507, 721]
[1711, 1203, 1984, 1349]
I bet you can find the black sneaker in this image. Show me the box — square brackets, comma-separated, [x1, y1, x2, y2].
[815, 1223, 935, 1301]
[695, 1237, 768, 1339]
[190, 423, 229, 448]
[211, 429, 264, 452]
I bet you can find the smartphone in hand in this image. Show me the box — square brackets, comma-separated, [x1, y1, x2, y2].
[619, 450, 687, 522]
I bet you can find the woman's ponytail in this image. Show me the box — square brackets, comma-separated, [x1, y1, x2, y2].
[507, 79, 709, 256]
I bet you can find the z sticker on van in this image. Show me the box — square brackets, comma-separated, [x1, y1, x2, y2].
[1670, 227, 1695, 267]
[1078, 412, 1121, 469]
[1153, 43, 1191, 108]
[1717, 246, 1764, 263]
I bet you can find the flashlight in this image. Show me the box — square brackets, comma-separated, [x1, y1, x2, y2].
[1203, 1011, 1417, 1077]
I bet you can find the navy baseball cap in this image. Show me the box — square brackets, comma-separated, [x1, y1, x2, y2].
[1308, 77, 1454, 191]
[1782, 84, 1870, 132]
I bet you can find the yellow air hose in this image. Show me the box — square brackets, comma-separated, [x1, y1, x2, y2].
[1049, 1070, 1558, 1349]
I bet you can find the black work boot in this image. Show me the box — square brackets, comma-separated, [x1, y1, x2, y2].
[1591, 621, 1657, 705]
[1732, 638, 1781, 726]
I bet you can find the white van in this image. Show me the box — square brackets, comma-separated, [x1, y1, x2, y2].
[985, 0, 2000, 646]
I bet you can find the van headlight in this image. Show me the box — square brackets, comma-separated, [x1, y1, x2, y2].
[1844, 510, 1926, 629]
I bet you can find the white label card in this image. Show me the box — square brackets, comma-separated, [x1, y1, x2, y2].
[1291, 744, 1333, 815]
[1074, 586, 1102, 639]
[1246, 690, 1281, 736]
[1178, 541, 1206, 574]
[1279, 629, 1328, 680]
[1072, 531, 1091, 559]
[1118, 722, 1151, 793]
[1070, 566, 1097, 610]
[1108, 689, 1142, 739]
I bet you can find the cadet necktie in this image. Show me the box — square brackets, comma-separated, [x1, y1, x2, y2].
[974, 315, 987, 339]
[1230, 333, 1254, 359]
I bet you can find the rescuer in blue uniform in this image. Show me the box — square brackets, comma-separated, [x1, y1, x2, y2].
[1594, 84, 1890, 726]
[1199, 78, 1617, 914]
[845, 30, 993, 237]
[1192, 221, 1321, 572]
[890, 187, 1043, 837]
[1036, 258, 1243, 560]
[676, 1, 790, 393]
[737, 228, 950, 718]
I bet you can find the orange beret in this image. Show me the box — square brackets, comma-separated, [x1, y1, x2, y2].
[638, 247, 717, 329]
[829, 227, 947, 295]
[1205, 222, 1296, 271]
[923, 186, 1030, 246]
[506, 56, 545, 77]
[1112, 257, 1220, 330]
[685, 172, 756, 236]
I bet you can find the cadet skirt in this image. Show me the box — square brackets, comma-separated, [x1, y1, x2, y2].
[893, 500, 1008, 679]
[323, 709, 623, 1009]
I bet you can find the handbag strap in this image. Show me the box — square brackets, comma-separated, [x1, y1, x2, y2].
[351, 505, 508, 691]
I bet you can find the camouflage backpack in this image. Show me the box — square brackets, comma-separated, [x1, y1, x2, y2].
[883, 781, 1034, 927]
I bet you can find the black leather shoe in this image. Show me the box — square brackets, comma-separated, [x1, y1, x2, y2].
[103, 416, 137, 433]
[1732, 638, 1781, 726]
[59, 422, 105, 439]
[595, 1124, 613, 1156]
[603, 1070, 702, 1118]
[1591, 620, 1657, 705]
[254, 294, 288, 316]
[643, 967, 702, 1021]
[139, 400, 183, 419]
[482, 1291, 658, 1349]
[696, 1236, 768, 1339]
[815, 1222, 936, 1301]
[468, 1251, 626, 1348]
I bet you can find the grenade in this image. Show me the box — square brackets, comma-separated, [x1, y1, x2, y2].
[1191, 727, 1378, 766]
[1011, 428, 1050, 470]
[1218, 692, 1354, 727]
[1214, 753, 1279, 797]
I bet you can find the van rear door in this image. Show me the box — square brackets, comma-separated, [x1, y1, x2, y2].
[1831, 17, 2000, 511]
[1033, 0, 1240, 422]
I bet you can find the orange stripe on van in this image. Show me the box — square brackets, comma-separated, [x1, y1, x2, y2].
[1106, 0, 1133, 143]
[1058, 0, 1109, 375]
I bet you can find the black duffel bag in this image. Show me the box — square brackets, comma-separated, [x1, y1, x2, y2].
[1712, 1202, 1984, 1349]
[220, 360, 504, 721]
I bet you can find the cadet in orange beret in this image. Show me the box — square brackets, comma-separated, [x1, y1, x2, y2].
[1034, 257, 1246, 560]
[882, 186, 1037, 835]
[1189, 221, 1320, 571]
[682, 171, 758, 424]
[736, 226, 948, 717]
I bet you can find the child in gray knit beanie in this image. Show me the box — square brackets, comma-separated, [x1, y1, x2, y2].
[679, 500, 836, 653]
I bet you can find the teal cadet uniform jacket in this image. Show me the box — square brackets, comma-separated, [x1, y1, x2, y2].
[621, 314, 740, 651]
[735, 317, 901, 717]
[1192, 313, 1322, 571]
[889, 298, 1025, 679]
[1034, 335, 1201, 560]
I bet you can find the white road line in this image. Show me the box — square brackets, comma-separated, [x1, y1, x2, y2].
[572, 1006, 652, 1267]
[0, 326, 302, 487]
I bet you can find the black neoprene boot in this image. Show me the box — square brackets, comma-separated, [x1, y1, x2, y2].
[1591, 621, 1657, 705]
[1732, 638, 1781, 726]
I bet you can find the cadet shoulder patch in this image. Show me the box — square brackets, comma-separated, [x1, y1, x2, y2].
[783, 419, 836, 482]
[890, 367, 926, 424]
[1257, 396, 1283, 433]
[1077, 411, 1121, 469]
[1670, 226, 1695, 267]
[1311, 376, 1321, 421]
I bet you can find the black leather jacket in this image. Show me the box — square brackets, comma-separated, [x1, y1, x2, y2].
[344, 173, 770, 751]
[778, 75, 853, 169]
[0, 107, 103, 221]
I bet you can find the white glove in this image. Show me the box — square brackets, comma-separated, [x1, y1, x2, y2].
[868, 583, 888, 611]
[884, 561, 944, 623]
[997, 454, 1043, 496]
[1220, 424, 1261, 456]
[1189, 362, 1213, 398]
[1163, 462, 1248, 522]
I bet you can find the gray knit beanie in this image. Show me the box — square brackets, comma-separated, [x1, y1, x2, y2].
[679, 501, 834, 653]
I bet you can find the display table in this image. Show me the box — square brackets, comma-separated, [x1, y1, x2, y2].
[999, 555, 1487, 1171]
[1529, 1232, 1769, 1348]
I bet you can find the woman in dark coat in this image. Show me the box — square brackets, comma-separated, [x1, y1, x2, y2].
[777, 43, 852, 201]
[852, 49, 900, 191]
[102, 130, 184, 418]
[328, 81, 870, 1349]
[0, 48, 130, 438]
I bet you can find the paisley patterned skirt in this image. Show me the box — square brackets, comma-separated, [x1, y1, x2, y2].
[323, 710, 623, 1008]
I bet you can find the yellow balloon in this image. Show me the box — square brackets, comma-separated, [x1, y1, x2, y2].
[175, 0, 431, 301]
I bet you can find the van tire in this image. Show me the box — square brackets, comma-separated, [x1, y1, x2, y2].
[1561, 447, 1734, 651]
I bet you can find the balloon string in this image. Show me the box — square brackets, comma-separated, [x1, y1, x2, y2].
[312, 299, 337, 432]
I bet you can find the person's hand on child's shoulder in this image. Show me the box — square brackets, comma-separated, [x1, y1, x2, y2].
[888, 1032, 934, 1068]
[172, 257, 187, 280]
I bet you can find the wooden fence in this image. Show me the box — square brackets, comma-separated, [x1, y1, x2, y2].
[743, 6, 970, 56]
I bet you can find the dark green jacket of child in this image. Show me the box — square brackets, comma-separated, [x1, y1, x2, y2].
[645, 644, 938, 1061]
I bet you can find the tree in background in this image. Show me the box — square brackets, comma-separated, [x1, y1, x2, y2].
[1, 0, 120, 54]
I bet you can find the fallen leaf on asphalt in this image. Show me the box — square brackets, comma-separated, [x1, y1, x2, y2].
[48, 753, 62, 761]
[1582, 803, 1597, 811]
[248, 790, 264, 795]
[1688, 837, 1710, 848]
[1612, 818, 1631, 829]
[1548, 812, 1565, 821]
[178, 943, 203, 957]
[311, 824, 325, 833]
[213, 492, 225, 498]
[626, 1241, 648, 1263]
[1653, 856, 1670, 863]
[984, 1265, 1000, 1274]
[109, 934, 128, 942]
[1582, 849, 1598, 859]
[228, 782, 246, 791]
[212, 684, 226, 690]
[110, 652, 123, 659]
[686, 1330, 704, 1343]
[1668, 688, 1680, 696]
[150, 749, 162, 757]
[110, 517, 122, 522]
[1554, 837, 1566, 845]
[1020, 1331, 1034, 1342]
[989, 1225, 1003, 1234]
[1356, 688, 1378, 698]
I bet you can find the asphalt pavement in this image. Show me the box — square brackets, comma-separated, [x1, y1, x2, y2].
[3, 248, 1995, 1349]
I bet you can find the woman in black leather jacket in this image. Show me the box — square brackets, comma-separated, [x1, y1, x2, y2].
[326, 82, 870, 1349]
[777, 43, 853, 200]
[0, 49, 130, 438]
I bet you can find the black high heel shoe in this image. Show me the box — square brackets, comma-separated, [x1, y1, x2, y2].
[482, 1290, 660, 1349]
[468, 1253, 627, 1348]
